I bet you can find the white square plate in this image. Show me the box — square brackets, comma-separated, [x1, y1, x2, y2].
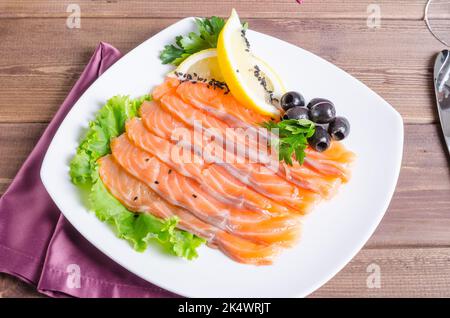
[41, 18, 403, 297]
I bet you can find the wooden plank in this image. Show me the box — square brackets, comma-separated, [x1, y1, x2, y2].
[370, 189, 450, 247]
[311, 247, 450, 297]
[2, 247, 450, 297]
[367, 123, 450, 247]
[0, 18, 446, 124]
[0, 273, 42, 298]
[1, 123, 449, 247]
[0, 0, 428, 19]
[0, 123, 46, 194]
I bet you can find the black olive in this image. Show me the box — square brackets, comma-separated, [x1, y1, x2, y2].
[328, 116, 350, 141]
[282, 106, 309, 120]
[307, 98, 329, 109]
[308, 126, 331, 152]
[308, 99, 336, 124]
[280, 91, 305, 111]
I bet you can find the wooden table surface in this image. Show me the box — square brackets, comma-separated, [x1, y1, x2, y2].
[1, 0, 450, 298]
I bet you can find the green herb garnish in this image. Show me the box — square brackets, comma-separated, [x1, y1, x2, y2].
[262, 119, 316, 166]
[160, 17, 226, 66]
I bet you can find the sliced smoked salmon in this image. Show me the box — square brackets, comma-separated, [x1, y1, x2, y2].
[176, 80, 272, 126]
[93, 76, 355, 264]
[149, 88, 354, 199]
[152, 76, 180, 101]
[154, 79, 355, 190]
[126, 117, 295, 216]
[111, 134, 301, 246]
[140, 100, 320, 213]
[98, 155, 281, 265]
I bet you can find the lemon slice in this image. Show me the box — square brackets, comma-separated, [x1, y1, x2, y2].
[169, 48, 225, 82]
[171, 48, 284, 97]
[217, 9, 284, 115]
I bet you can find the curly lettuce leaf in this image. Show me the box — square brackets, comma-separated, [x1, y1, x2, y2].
[70, 95, 150, 185]
[69, 94, 205, 259]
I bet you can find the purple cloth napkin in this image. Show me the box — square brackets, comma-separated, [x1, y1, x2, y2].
[0, 42, 176, 298]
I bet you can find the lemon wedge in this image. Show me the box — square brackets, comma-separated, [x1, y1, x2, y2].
[217, 9, 284, 116]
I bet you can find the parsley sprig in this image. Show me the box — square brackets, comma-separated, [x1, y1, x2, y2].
[262, 119, 315, 166]
[160, 17, 226, 66]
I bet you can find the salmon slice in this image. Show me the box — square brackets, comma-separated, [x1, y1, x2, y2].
[176, 79, 282, 149]
[111, 134, 301, 246]
[140, 101, 320, 213]
[126, 117, 204, 181]
[214, 231, 280, 265]
[139, 100, 189, 141]
[176, 80, 273, 127]
[160, 93, 270, 164]
[278, 161, 342, 199]
[140, 100, 237, 162]
[126, 117, 294, 216]
[98, 155, 280, 265]
[152, 76, 180, 101]
[303, 142, 355, 183]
